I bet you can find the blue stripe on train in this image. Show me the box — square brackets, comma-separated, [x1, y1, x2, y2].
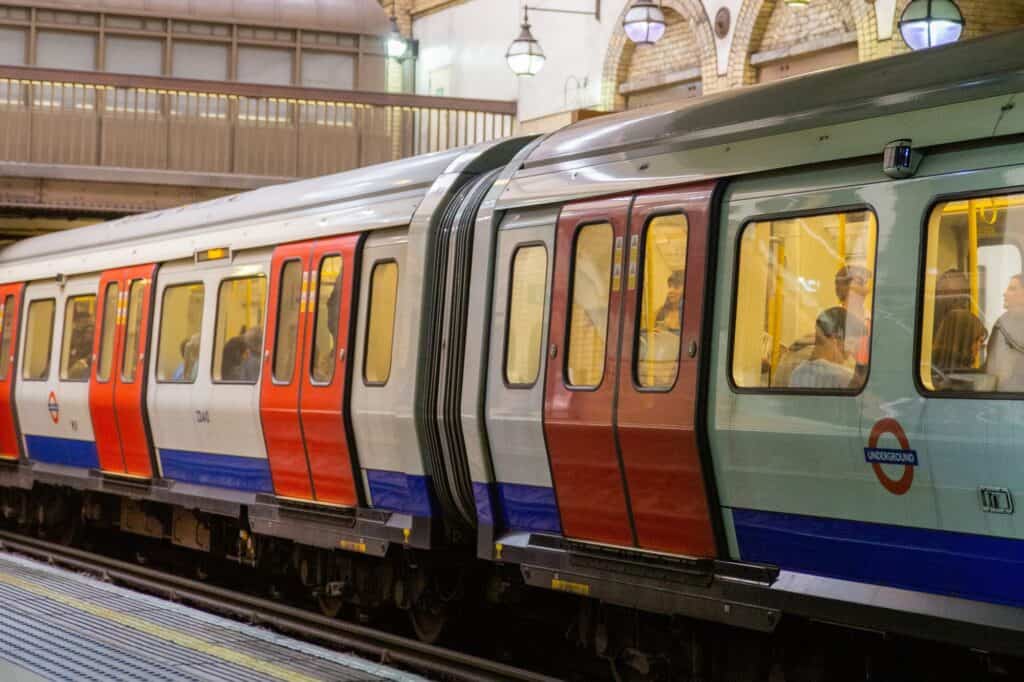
[365, 469, 434, 517]
[733, 507, 1024, 608]
[159, 448, 273, 494]
[24, 434, 99, 469]
[472, 481, 561, 534]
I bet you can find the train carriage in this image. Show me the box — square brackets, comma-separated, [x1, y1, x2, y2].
[3, 27, 1024, 677]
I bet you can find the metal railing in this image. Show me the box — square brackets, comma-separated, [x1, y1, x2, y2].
[0, 65, 517, 179]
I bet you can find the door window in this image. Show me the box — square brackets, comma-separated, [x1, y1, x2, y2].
[635, 214, 688, 389]
[505, 245, 547, 387]
[732, 210, 877, 392]
[364, 261, 398, 385]
[272, 261, 303, 384]
[121, 280, 146, 383]
[919, 193, 1024, 393]
[22, 299, 55, 381]
[311, 255, 342, 384]
[566, 223, 613, 388]
[96, 283, 119, 383]
[60, 295, 97, 382]
[212, 276, 267, 384]
[157, 283, 204, 383]
[0, 295, 14, 381]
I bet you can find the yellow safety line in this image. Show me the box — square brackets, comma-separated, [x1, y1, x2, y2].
[0, 571, 320, 682]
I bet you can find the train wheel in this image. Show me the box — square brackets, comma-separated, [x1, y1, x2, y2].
[317, 595, 344, 619]
[409, 600, 447, 644]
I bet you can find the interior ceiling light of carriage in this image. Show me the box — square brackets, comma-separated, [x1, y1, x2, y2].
[506, 2, 601, 77]
[899, 0, 964, 51]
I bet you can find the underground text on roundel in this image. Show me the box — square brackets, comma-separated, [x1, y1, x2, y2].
[863, 447, 919, 466]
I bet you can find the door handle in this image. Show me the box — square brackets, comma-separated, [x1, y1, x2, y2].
[338, 348, 346, 362]
[549, 343, 558, 359]
[688, 339, 698, 358]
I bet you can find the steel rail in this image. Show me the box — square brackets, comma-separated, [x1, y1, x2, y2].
[0, 530, 559, 682]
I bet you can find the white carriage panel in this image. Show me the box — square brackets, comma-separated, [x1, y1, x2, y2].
[350, 229, 423, 511]
[484, 211, 559, 533]
[147, 252, 272, 495]
[16, 276, 99, 469]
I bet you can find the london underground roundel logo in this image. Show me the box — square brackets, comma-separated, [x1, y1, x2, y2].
[864, 418, 917, 495]
[47, 391, 59, 424]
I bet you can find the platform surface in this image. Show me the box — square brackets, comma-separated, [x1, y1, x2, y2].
[0, 551, 425, 682]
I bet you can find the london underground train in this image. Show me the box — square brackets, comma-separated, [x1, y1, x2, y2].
[3, 29, 1024, 678]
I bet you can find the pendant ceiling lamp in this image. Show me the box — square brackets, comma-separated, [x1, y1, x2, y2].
[899, 0, 965, 51]
[506, 8, 546, 77]
[386, 14, 409, 60]
[623, 0, 667, 46]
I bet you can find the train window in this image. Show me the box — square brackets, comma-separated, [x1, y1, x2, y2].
[157, 283, 204, 383]
[272, 261, 302, 384]
[96, 283, 119, 383]
[121, 280, 146, 383]
[213, 276, 267, 384]
[311, 255, 342, 385]
[22, 299, 55, 381]
[364, 261, 398, 385]
[635, 214, 688, 389]
[732, 210, 877, 392]
[0, 295, 14, 381]
[920, 194, 1024, 394]
[59, 295, 97, 382]
[566, 223, 613, 388]
[505, 245, 547, 387]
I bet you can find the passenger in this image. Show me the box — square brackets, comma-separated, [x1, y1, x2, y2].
[932, 309, 987, 388]
[220, 335, 247, 381]
[172, 333, 199, 381]
[774, 266, 868, 387]
[933, 269, 972, 336]
[240, 327, 262, 381]
[789, 307, 855, 390]
[654, 270, 685, 334]
[987, 273, 1024, 391]
[66, 323, 94, 380]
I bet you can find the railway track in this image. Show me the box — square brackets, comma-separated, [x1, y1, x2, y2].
[0, 530, 560, 682]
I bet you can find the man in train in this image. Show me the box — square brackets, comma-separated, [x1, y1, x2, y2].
[789, 307, 855, 389]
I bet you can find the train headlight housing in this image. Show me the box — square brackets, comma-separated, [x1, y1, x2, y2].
[899, 0, 964, 51]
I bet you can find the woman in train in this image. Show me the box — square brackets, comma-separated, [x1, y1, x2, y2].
[987, 272, 1024, 390]
[931, 309, 988, 389]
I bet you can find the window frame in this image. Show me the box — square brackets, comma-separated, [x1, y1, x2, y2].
[0, 294, 16, 382]
[154, 281, 205, 385]
[502, 241, 548, 390]
[21, 297, 56, 382]
[563, 220, 616, 392]
[95, 282, 120, 385]
[120, 279, 146, 384]
[913, 186, 1024, 401]
[211, 274, 267, 386]
[726, 204, 879, 397]
[59, 294, 97, 383]
[362, 258, 399, 387]
[310, 252, 343, 387]
[271, 259, 303, 387]
[631, 211, 689, 393]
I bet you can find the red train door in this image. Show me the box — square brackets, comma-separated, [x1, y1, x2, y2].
[615, 184, 717, 556]
[261, 236, 360, 506]
[0, 283, 25, 461]
[543, 196, 635, 547]
[90, 264, 158, 477]
[262, 242, 315, 500]
[299, 237, 360, 506]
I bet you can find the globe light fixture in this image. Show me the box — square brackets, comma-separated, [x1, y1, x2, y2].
[623, 0, 666, 46]
[506, 8, 546, 77]
[386, 14, 409, 60]
[898, 0, 964, 51]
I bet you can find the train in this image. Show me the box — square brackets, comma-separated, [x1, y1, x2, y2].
[3, 27, 1024, 680]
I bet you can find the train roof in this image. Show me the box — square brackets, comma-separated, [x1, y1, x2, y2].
[499, 28, 1024, 208]
[0, 147, 466, 279]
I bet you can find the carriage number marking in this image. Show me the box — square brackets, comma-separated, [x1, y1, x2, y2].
[194, 410, 210, 424]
